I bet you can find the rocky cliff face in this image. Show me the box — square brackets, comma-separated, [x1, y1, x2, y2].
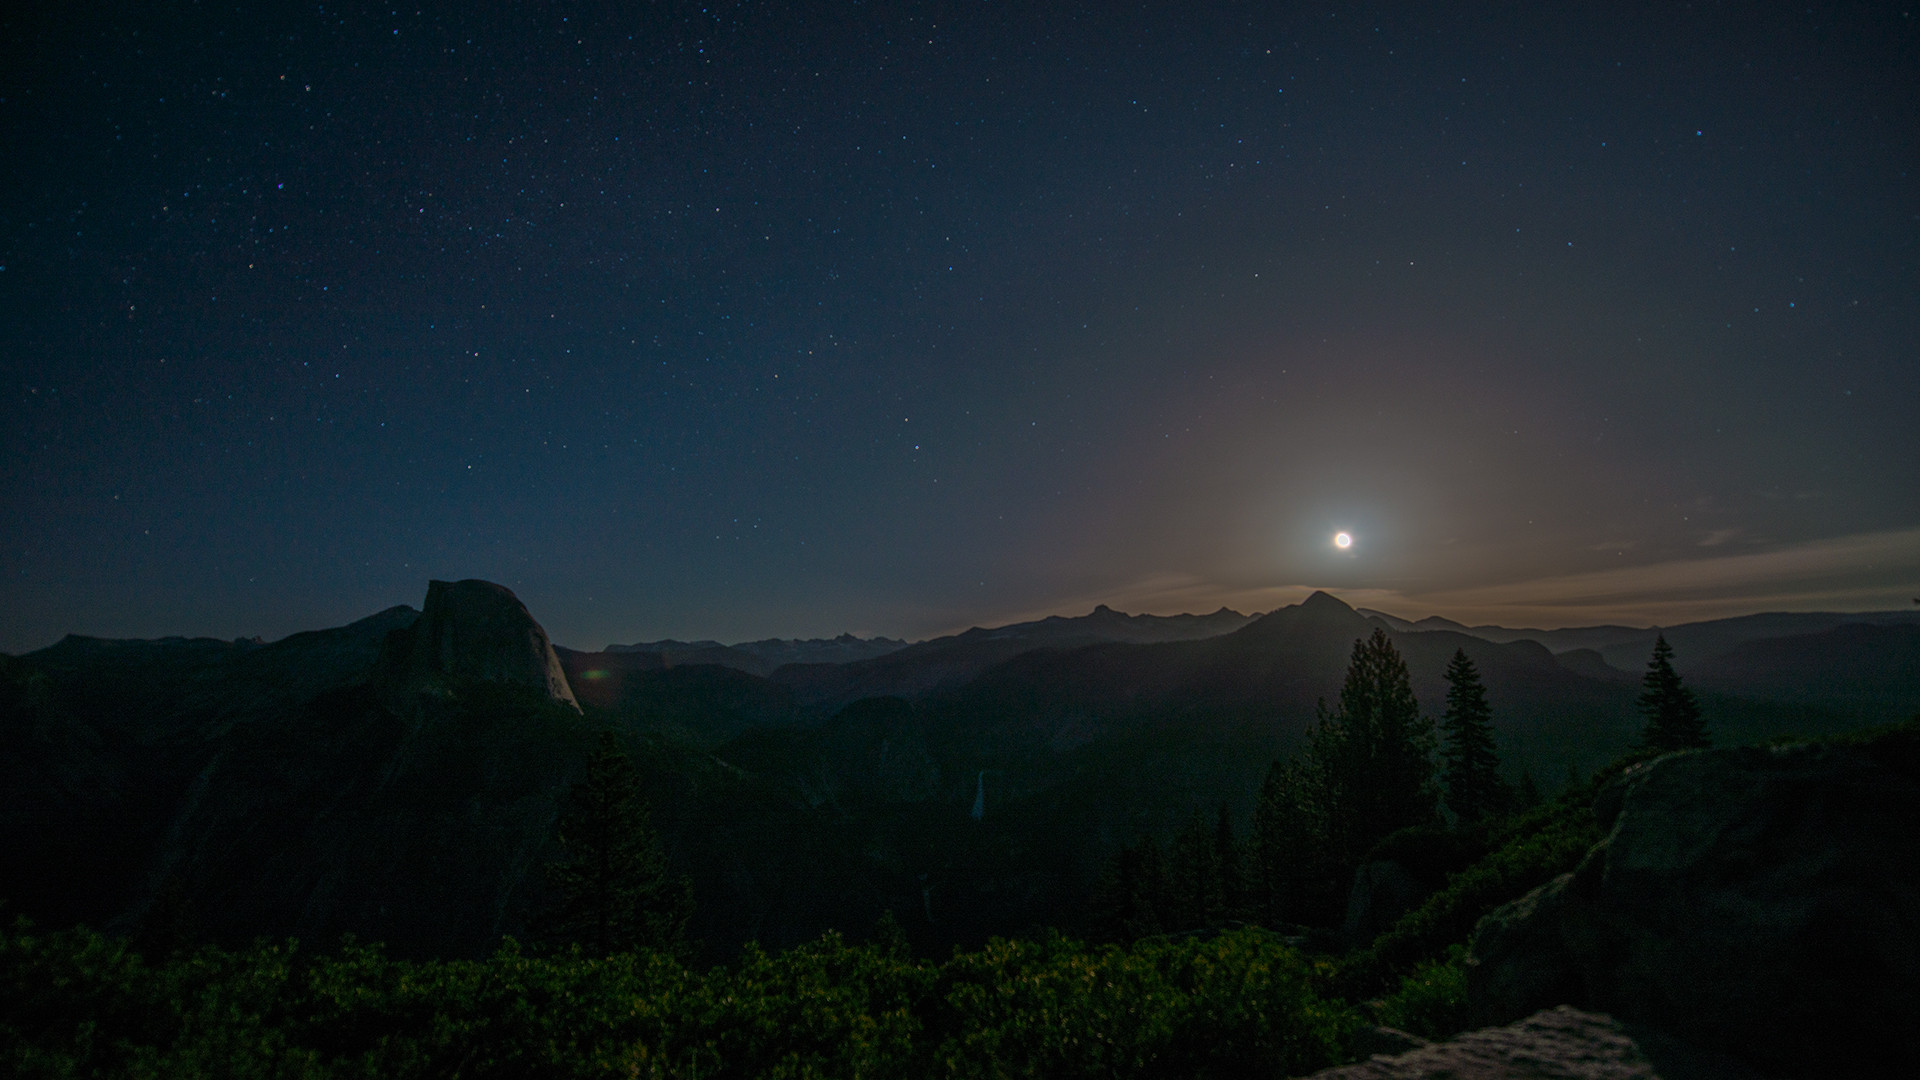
[381, 579, 579, 711]
[1467, 730, 1920, 1077]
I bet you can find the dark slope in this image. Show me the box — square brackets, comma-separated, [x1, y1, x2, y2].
[1358, 611, 1650, 656]
[1362, 606, 1920, 674]
[134, 682, 599, 955]
[1553, 648, 1634, 683]
[730, 634, 913, 668]
[770, 604, 1256, 708]
[602, 604, 1247, 687]
[1606, 610, 1920, 674]
[2, 586, 1904, 961]
[602, 634, 912, 677]
[19, 605, 420, 743]
[602, 640, 777, 677]
[910, 592, 1641, 813]
[557, 646, 802, 744]
[0, 583, 596, 953]
[1690, 623, 1920, 721]
[0, 606, 420, 928]
[685, 594, 1649, 950]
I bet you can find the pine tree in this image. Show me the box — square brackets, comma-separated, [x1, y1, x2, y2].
[1512, 769, 1541, 811]
[1252, 758, 1324, 926]
[1168, 812, 1219, 932]
[1130, 835, 1172, 937]
[870, 909, 911, 960]
[1212, 803, 1249, 924]
[1089, 835, 1171, 942]
[1440, 648, 1505, 824]
[1309, 629, 1438, 865]
[543, 730, 693, 956]
[1637, 634, 1709, 751]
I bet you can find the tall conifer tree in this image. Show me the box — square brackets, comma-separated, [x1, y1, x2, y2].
[544, 731, 693, 956]
[1440, 648, 1505, 823]
[1213, 804, 1248, 924]
[1308, 629, 1438, 865]
[1168, 812, 1219, 932]
[1637, 634, 1709, 751]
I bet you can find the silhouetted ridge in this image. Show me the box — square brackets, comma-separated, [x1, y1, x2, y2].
[1300, 590, 1353, 614]
[1234, 591, 1369, 644]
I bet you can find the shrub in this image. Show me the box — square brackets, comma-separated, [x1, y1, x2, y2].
[3, 919, 1354, 1079]
[1371, 944, 1470, 1041]
[932, 928, 1355, 1079]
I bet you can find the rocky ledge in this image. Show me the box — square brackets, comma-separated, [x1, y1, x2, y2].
[1467, 731, 1920, 1076]
[1304, 1006, 1765, 1080]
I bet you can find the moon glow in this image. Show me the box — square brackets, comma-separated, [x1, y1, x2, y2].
[1334, 532, 1353, 550]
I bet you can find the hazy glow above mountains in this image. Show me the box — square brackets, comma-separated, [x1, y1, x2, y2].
[1, 6, 1914, 653]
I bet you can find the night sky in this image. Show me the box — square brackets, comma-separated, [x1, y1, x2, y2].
[4, 2, 1917, 654]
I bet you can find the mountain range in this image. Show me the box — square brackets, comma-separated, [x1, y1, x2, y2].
[3, 581, 1915, 961]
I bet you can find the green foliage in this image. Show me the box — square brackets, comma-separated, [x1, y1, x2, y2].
[1166, 810, 1236, 931]
[0, 916, 321, 1078]
[1251, 758, 1340, 926]
[543, 731, 694, 958]
[1440, 649, 1506, 824]
[1637, 634, 1710, 751]
[0, 918, 1356, 1080]
[1093, 807, 1253, 943]
[1361, 822, 1492, 886]
[1338, 790, 1603, 997]
[704, 933, 932, 1078]
[1372, 944, 1470, 1041]
[1088, 835, 1173, 943]
[932, 929, 1356, 1079]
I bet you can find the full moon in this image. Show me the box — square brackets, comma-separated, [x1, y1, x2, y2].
[1334, 532, 1353, 549]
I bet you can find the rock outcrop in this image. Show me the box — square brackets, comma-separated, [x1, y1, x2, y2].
[1304, 1005, 1765, 1080]
[1343, 860, 1429, 944]
[1467, 734, 1920, 1076]
[380, 579, 579, 710]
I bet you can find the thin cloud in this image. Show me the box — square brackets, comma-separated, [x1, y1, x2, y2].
[929, 528, 1920, 636]
[1384, 527, 1920, 626]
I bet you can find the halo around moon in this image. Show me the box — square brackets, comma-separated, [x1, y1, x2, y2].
[1334, 531, 1353, 550]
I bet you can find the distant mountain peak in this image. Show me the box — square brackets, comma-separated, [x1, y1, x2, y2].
[379, 579, 579, 710]
[1300, 590, 1356, 613]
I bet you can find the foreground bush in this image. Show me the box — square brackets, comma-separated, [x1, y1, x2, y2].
[933, 930, 1353, 1079]
[1338, 791, 1602, 999]
[1, 920, 1354, 1079]
[1371, 944, 1469, 1041]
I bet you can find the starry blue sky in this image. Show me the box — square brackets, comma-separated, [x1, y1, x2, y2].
[3, 1, 1917, 653]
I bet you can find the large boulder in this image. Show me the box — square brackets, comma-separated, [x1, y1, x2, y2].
[1467, 733, 1920, 1076]
[381, 579, 579, 710]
